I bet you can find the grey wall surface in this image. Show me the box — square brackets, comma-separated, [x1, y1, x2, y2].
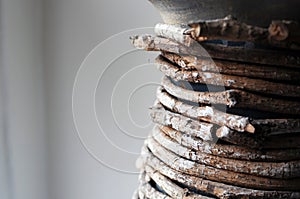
[1, 0, 48, 199]
[1, 0, 161, 198]
[44, 0, 161, 199]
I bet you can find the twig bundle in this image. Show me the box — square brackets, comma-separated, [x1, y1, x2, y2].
[131, 17, 300, 199]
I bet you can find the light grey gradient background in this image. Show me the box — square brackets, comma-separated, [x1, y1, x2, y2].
[0, 0, 161, 198]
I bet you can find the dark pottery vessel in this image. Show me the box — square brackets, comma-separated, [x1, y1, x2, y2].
[148, 0, 300, 26]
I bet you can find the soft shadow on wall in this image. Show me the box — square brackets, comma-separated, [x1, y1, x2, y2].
[1, 0, 161, 199]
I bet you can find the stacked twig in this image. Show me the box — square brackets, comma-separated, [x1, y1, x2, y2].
[131, 18, 300, 198]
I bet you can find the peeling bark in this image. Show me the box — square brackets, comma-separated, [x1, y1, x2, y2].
[144, 166, 213, 199]
[138, 172, 172, 199]
[140, 147, 300, 199]
[160, 125, 300, 161]
[151, 125, 300, 179]
[156, 86, 255, 133]
[161, 52, 300, 82]
[130, 35, 300, 68]
[149, 102, 215, 142]
[161, 74, 300, 115]
[144, 140, 300, 191]
[157, 56, 300, 98]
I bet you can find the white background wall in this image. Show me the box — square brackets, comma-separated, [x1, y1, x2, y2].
[0, 0, 161, 198]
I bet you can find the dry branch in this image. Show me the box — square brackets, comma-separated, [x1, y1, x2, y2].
[161, 75, 237, 107]
[157, 56, 300, 98]
[161, 75, 300, 115]
[216, 126, 263, 148]
[156, 86, 255, 133]
[130, 35, 300, 68]
[144, 140, 300, 191]
[138, 172, 172, 199]
[149, 103, 215, 142]
[162, 52, 300, 82]
[140, 147, 300, 199]
[152, 125, 300, 179]
[144, 165, 213, 199]
[160, 125, 300, 161]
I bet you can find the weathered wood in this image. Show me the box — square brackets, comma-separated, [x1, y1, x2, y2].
[217, 126, 300, 149]
[138, 172, 172, 199]
[160, 125, 300, 161]
[161, 74, 300, 115]
[140, 148, 300, 199]
[144, 165, 214, 199]
[252, 119, 300, 135]
[161, 75, 237, 107]
[151, 125, 300, 179]
[216, 126, 264, 149]
[188, 17, 268, 42]
[156, 86, 255, 133]
[157, 56, 300, 98]
[149, 102, 215, 142]
[162, 52, 300, 82]
[130, 35, 300, 68]
[189, 19, 300, 50]
[146, 136, 300, 191]
[154, 23, 193, 46]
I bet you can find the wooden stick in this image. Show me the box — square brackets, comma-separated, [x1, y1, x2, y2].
[162, 52, 300, 82]
[140, 147, 300, 199]
[138, 172, 172, 199]
[152, 125, 300, 179]
[161, 74, 300, 115]
[216, 126, 264, 149]
[160, 125, 300, 161]
[188, 17, 268, 43]
[161, 75, 237, 107]
[149, 103, 215, 142]
[130, 35, 300, 68]
[156, 86, 255, 133]
[189, 18, 300, 50]
[154, 23, 193, 46]
[144, 165, 214, 199]
[146, 136, 300, 191]
[157, 56, 300, 98]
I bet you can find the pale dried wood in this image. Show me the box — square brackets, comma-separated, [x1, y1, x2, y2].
[154, 19, 300, 49]
[138, 172, 172, 199]
[149, 102, 215, 142]
[156, 86, 255, 133]
[216, 126, 264, 149]
[157, 56, 300, 98]
[146, 136, 300, 191]
[161, 74, 300, 115]
[130, 35, 300, 68]
[160, 125, 300, 161]
[161, 75, 237, 107]
[162, 52, 300, 82]
[154, 23, 193, 46]
[188, 17, 268, 42]
[217, 126, 300, 149]
[151, 125, 300, 179]
[140, 147, 300, 199]
[189, 18, 300, 50]
[144, 165, 214, 199]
